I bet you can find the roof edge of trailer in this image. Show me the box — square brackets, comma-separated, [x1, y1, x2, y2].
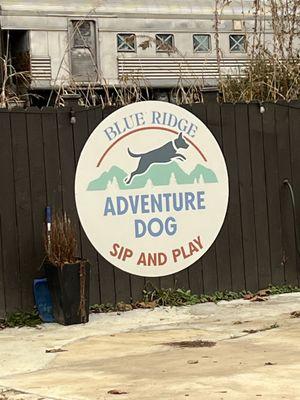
[0, 0, 270, 18]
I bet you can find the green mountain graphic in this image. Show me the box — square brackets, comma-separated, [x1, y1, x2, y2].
[87, 162, 217, 191]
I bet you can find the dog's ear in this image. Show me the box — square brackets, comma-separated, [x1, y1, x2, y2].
[178, 132, 183, 138]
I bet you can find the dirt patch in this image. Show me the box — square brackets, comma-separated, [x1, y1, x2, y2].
[164, 340, 216, 348]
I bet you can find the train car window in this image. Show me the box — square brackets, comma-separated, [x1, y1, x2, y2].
[70, 20, 97, 81]
[229, 34, 246, 52]
[193, 34, 211, 52]
[72, 20, 94, 48]
[117, 34, 136, 52]
[156, 34, 174, 53]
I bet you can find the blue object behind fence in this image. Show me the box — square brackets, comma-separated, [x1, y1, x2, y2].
[33, 278, 54, 322]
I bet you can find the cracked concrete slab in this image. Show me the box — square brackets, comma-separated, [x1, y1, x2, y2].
[1, 293, 300, 400]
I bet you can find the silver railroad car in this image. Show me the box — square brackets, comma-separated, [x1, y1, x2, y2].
[0, 0, 279, 92]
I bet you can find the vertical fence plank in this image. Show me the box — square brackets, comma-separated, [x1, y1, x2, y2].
[235, 104, 258, 292]
[171, 104, 191, 292]
[100, 107, 131, 301]
[276, 103, 298, 285]
[57, 108, 80, 234]
[185, 104, 206, 294]
[10, 110, 35, 310]
[41, 108, 63, 211]
[0, 110, 21, 313]
[262, 103, 285, 285]
[74, 107, 101, 305]
[26, 109, 47, 275]
[86, 106, 116, 304]
[0, 212, 6, 318]
[192, 103, 218, 293]
[248, 104, 271, 288]
[206, 102, 231, 291]
[221, 104, 245, 291]
[159, 271, 175, 290]
[289, 103, 300, 284]
[0, 214, 5, 315]
[94, 106, 103, 126]
[130, 273, 146, 302]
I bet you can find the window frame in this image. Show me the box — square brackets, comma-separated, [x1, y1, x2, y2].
[117, 33, 136, 53]
[193, 34, 211, 53]
[71, 20, 95, 49]
[155, 33, 175, 53]
[229, 34, 246, 53]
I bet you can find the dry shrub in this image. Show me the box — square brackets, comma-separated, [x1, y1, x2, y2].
[220, 55, 300, 102]
[170, 76, 204, 105]
[99, 75, 152, 108]
[0, 55, 31, 108]
[219, 0, 300, 102]
[45, 213, 77, 266]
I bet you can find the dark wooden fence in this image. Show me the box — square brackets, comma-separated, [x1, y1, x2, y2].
[0, 101, 300, 316]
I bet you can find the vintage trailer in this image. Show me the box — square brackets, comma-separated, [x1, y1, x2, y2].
[0, 0, 275, 92]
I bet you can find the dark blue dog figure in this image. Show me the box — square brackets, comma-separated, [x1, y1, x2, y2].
[125, 132, 189, 184]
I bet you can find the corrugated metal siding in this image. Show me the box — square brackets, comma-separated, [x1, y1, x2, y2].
[31, 57, 52, 80]
[118, 57, 250, 80]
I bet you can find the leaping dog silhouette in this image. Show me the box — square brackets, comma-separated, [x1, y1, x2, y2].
[125, 132, 189, 185]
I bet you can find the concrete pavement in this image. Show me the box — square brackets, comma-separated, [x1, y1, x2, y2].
[1, 293, 300, 400]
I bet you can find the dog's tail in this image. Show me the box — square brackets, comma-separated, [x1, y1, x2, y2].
[127, 148, 142, 158]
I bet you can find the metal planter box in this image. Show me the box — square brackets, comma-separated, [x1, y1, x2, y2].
[44, 259, 90, 325]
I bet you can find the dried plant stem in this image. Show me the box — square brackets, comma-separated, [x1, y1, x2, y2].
[44, 213, 77, 266]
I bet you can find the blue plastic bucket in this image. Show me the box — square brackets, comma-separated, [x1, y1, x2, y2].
[33, 278, 54, 323]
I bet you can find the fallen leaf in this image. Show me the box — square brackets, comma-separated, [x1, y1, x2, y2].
[265, 362, 277, 366]
[244, 289, 271, 301]
[116, 302, 132, 312]
[257, 288, 271, 297]
[290, 311, 300, 318]
[45, 348, 67, 353]
[135, 301, 157, 309]
[187, 360, 198, 364]
[108, 389, 128, 395]
[250, 295, 268, 302]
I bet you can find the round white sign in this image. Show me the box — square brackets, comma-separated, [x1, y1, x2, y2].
[75, 101, 228, 277]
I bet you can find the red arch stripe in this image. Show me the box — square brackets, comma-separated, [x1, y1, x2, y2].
[96, 126, 207, 167]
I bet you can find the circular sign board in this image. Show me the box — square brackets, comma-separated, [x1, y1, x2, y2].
[75, 101, 228, 277]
